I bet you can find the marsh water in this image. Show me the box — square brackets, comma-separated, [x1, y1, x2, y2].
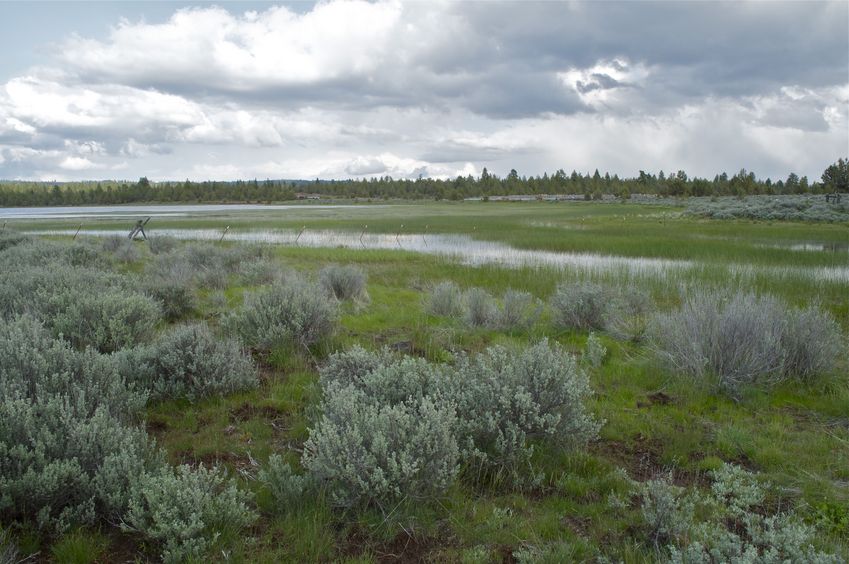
[28, 227, 849, 284]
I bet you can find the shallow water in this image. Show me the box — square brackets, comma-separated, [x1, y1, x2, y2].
[32, 227, 689, 277]
[28, 227, 849, 284]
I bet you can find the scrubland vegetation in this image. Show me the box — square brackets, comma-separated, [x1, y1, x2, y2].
[0, 198, 847, 562]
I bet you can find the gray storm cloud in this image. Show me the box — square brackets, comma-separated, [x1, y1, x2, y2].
[0, 0, 846, 181]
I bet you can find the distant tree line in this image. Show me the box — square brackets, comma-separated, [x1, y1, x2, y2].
[0, 159, 846, 207]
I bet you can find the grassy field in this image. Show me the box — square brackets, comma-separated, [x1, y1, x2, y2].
[3, 200, 848, 562]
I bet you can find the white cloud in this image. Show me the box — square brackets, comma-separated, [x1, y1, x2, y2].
[60, 2, 404, 89]
[58, 156, 99, 170]
[0, 1, 845, 181]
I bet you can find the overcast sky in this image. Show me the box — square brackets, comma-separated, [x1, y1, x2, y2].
[0, 1, 846, 182]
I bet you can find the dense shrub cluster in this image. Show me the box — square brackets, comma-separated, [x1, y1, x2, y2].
[319, 264, 368, 302]
[649, 289, 843, 393]
[50, 290, 161, 353]
[0, 240, 162, 352]
[426, 283, 542, 331]
[226, 276, 339, 350]
[0, 316, 154, 532]
[624, 464, 841, 562]
[0, 236, 258, 560]
[304, 340, 599, 508]
[687, 194, 849, 223]
[123, 464, 255, 564]
[148, 242, 268, 290]
[114, 323, 258, 402]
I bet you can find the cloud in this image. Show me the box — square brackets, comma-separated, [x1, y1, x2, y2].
[59, 156, 99, 170]
[0, 1, 846, 181]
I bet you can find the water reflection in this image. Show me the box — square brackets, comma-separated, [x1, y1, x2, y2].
[28, 228, 849, 284]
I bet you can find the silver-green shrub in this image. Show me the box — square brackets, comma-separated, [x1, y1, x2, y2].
[102, 236, 141, 263]
[426, 281, 465, 318]
[496, 289, 543, 331]
[550, 282, 609, 331]
[583, 332, 608, 369]
[319, 345, 398, 390]
[319, 264, 368, 302]
[115, 323, 258, 402]
[781, 305, 844, 382]
[123, 464, 255, 564]
[314, 340, 600, 490]
[663, 464, 841, 563]
[464, 287, 499, 328]
[302, 382, 459, 510]
[604, 285, 654, 342]
[144, 278, 197, 322]
[451, 339, 601, 485]
[226, 277, 339, 351]
[258, 454, 315, 511]
[0, 316, 155, 533]
[49, 289, 162, 353]
[649, 289, 842, 394]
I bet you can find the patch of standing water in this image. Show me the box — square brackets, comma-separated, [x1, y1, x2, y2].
[28, 228, 849, 284]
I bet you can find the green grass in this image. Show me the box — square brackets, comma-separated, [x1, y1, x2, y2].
[6, 201, 849, 561]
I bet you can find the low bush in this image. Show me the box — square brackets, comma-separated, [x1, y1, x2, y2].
[550, 282, 608, 331]
[123, 464, 255, 564]
[103, 236, 141, 263]
[226, 277, 339, 351]
[426, 281, 464, 318]
[114, 323, 258, 402]
[464, 287, 498, 328]
[319, 264, 368, 302]
[0, 528, 20, 564]
[451, 339, 601, 485]
[146, 235, 178, 255]
[649, 289, 842, 394]
[583, 332, 607, 369]
[144, 278, 197, 322]
[319, 345, 397, 390]
[626, 464, 842, 562]
[604, 285, 654, 342]
[0, 316, 155, 533]
[313, 340, 600, 489]
[50, 289, 162, 353]
[496, 289, 543, 331]
[782, 305, 844, 382]
[258, 455, 315, 512]
[302, 384, 459, 511]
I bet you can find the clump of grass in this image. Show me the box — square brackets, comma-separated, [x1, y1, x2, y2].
[649, 289, 843, 394]
[319, 264, 368, 302]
